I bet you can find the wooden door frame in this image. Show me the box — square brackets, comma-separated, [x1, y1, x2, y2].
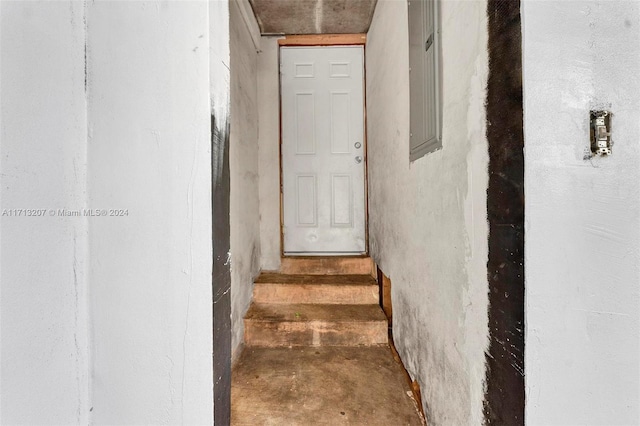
[278, 34, 370, 258]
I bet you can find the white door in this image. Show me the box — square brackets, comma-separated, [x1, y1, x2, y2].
[281, 46, 366, 255]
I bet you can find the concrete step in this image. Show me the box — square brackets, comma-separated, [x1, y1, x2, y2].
[279, 256, 375, 276]
[244, 303, 388, 347]
[253, 273, 379, 305]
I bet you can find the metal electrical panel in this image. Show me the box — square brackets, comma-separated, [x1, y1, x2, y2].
[408, 0, 441, 161]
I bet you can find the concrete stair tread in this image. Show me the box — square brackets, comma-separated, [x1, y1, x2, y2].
[245, 256, 386, 347]
[255, 273, 377, 286]
[245, 303, 387, 323]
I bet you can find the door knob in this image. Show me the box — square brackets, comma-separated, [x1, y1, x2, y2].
[355, 156, 362, 164]
[354, 142, 362, 149]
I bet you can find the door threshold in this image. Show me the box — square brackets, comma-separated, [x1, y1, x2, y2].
[283, 252, 368, 257]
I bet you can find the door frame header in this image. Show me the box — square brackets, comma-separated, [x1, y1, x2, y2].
[278, 34, 366, 47]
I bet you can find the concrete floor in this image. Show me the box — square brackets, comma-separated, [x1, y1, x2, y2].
[231, 345, 425, 425]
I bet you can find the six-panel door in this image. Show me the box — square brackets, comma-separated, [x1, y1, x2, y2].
[281, 46, 366, 254]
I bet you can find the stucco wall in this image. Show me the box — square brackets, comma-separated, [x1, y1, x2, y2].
[0, 2, 90, 423]
[366, 1, 489, 424]
[86, 2, 213, 423]
[258, 36, 283, 271]
[523, 1, 640, 424]
[229, 0, 261, 356]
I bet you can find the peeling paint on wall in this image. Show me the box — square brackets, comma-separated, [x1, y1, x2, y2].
[229, 0, 262, 358]
[365, 1, 490, 425]
[483, 1, 525, 424]
[212, 110, 231, 425]
[211, 1, 231, 423]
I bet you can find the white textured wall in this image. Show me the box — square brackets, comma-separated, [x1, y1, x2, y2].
[0, 2, 90, 423]
[523, 1, 640, 424]
[258, 36, 283, 271]
[86, 1, 213, 423]
[366, 1, 489, 424]
[230, 0, 261, 356]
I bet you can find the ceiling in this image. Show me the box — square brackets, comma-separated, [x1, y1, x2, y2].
[248, 0, 378, 35]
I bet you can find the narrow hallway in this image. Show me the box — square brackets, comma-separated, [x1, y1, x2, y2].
[2, 0, 639, 424]
[230, 257, 424, 425]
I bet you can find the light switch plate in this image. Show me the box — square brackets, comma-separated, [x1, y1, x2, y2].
[590, 110, 612, 156]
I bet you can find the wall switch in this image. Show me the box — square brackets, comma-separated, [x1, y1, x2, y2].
[590, 110, 612, 156]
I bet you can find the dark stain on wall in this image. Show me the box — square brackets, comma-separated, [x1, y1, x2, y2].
[212, 111, 232, 425]
[484, 0, 525, 424]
